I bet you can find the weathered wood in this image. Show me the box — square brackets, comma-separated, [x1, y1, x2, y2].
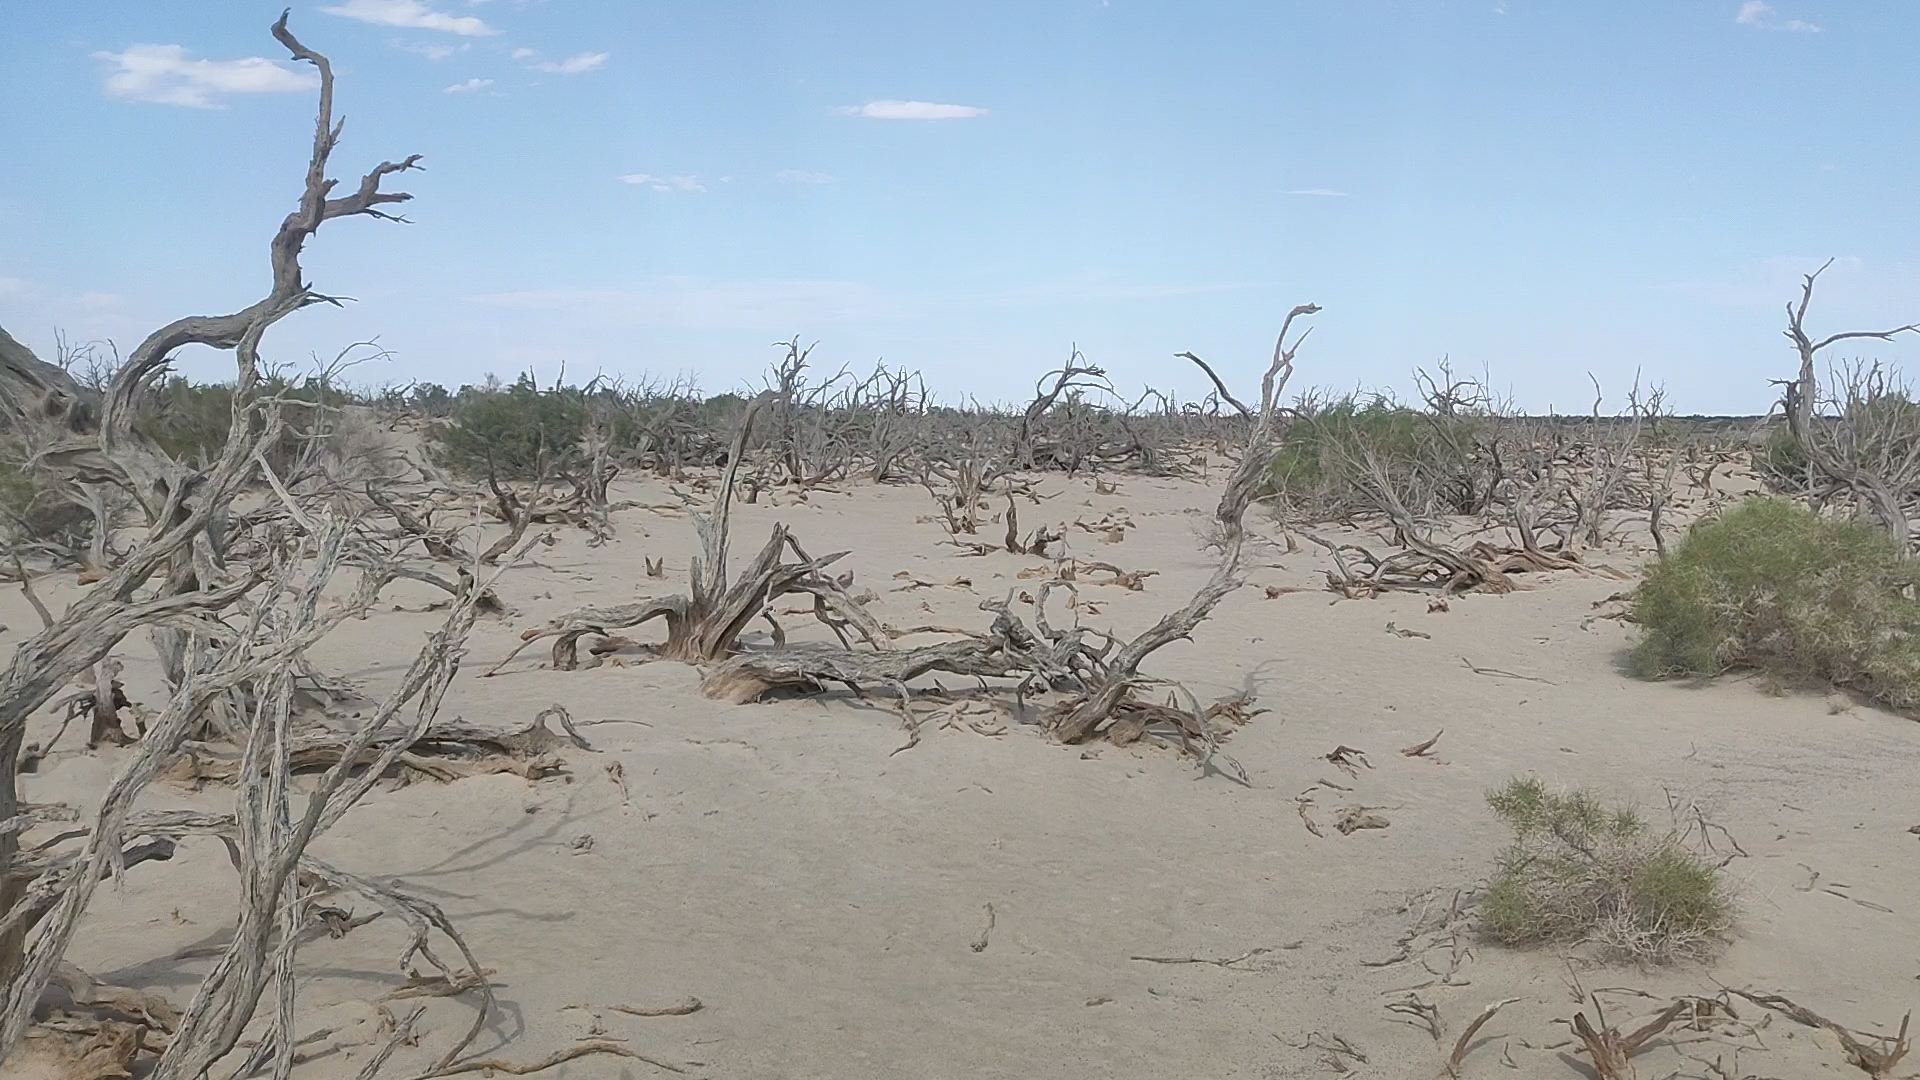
[1047, 304, 1319, 743]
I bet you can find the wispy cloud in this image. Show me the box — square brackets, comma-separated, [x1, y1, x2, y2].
[838, 100, 986, 120]
[444, 77, 493, 94]
[1285, 188, 1348, 197]
[620, 174, 706, 193]
[394, 40, 458, 60]
[511, 47, 537, 60]
[775, 170, 834, 185]
[320, 0, 496, 37]
[526, 51, 608, 74]
[93, 45, 316, 108]
[1736, 1, 1820, 30]
[0, 277, 29, 295]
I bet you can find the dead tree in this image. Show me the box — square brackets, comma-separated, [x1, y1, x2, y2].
[1780, 259, 1920, 547]
[0, 19, 625, 1079]
[0, 16, 424, 1020]
[0, 519, 508, 1077]
[0, 9, 447, 1066]
[1046, 304, 1318, 742]
[705, 305, 1320, 757]
[495, 392, 888, 670]
[1015, 353, 1111, 469]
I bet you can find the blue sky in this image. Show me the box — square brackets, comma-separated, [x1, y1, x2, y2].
[1, 0, 1916, 413]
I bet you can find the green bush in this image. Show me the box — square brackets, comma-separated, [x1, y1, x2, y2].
[1266, 397, 1496, 517]
[1755, 424, 1811, 490]
[138, 375, 355, 473]
[1629, 497, 1920, 710]
[1481, 777, 1731, 962]
[0, 457, 91, 554]
[430, 375, 590, 478]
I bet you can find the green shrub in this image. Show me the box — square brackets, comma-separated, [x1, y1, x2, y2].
[1266, 397, 1496, 518]
[1481, 777, 1731, 962]
[430, 375, 590, 478]
[1755, 424, 1811, 491]
[138, 375, 354, 473]
[1629, 497, 1920, 710]
[0, 457, 91, 554]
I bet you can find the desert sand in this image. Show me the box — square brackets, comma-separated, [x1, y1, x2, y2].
[7, 460, 1917, 1079]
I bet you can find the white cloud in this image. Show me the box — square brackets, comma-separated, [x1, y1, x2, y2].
[0, 277, 29, 295]
[511, 47, 537, 59]
[444, 77, 493, 93]
[619, 174, 706, 193]
[94, 45, 316, 108]
[527, 51, 608, 74]
[838, 100, 987, 120]
[320, 0, 496, 36]
[1736, 2, 1820, 31]
[1285, 188, 1348, 197]
[396, 41, 457, 60]
[775, 170, 834, 185]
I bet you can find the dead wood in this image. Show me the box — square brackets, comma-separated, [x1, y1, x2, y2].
[1569, 998, 1688, 1080]
[493, 393, 889, 672]
[969, 903, 995, 952]
[1401, 730, 1443, 757]
[0, 9, 427, 1061]
[1045, 304, 1318, 743]
[1335, 806, 1390, 835]
[364, 485, 470, 563]
[605, 998, 703, 1018]
[405, 1040, 688, 1078]
[1779, 260, 1920, 547]
[1129, 944, 1290, 967]
[0, 18, 617, 1078]
[687, 306, 1318, 760]
[1439, 998, 1518, 1079]
[701, 596, 1096, 704]
[1388, 993, 1443, 1041]
[1324, 745, 1371, 777]
[1727, 989, 1910, 1078]
[165, 711, 591, 785]
[1460, 656, 1553, 684]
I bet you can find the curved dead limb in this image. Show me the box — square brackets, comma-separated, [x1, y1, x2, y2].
[1047, 304, 1318, 743]
[1177, 351, 1255, 420]
[1016, 351, 1112, 470]
[1726, 989, 1910, 1079]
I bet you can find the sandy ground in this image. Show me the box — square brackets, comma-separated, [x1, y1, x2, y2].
[7, 465, 1918, 1079]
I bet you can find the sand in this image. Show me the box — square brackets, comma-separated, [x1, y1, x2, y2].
[7, 464, 1917, 1079]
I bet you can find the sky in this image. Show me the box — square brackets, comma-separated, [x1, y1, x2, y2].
[1, 0, 1917, 414]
